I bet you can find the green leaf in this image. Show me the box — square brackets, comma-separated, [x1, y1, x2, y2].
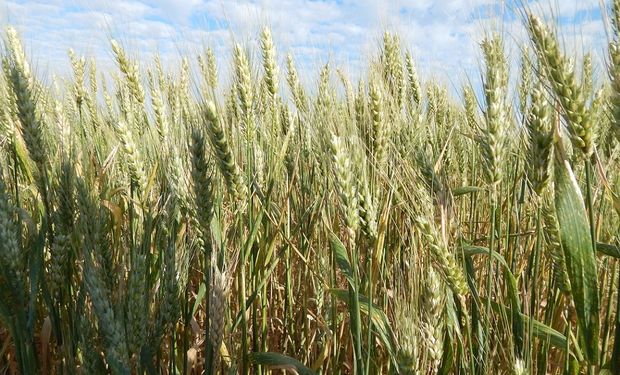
[596, 242, 620, 258]
[14, 139, 34, 184]
[329, 288, 396, 359]
[28, 218, 47, 334]
[329, 233, 355, 288]
[489, 301, 568, 351]
[452, 186, 485, 196]
[438, 328, 454, 375]
[192, 282, 206, 318]
[249, 352, 316, 375]
[554, 157, 599, 363]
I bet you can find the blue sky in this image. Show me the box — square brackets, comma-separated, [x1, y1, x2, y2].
[0, 0, 610, 90]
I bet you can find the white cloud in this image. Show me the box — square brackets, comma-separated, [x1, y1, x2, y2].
[0, 0, 611, 95]
[527, 0, 602, 20]
[150, 0, 203, 23]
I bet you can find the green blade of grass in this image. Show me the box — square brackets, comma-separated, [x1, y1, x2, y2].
[460, 245, 524, 358]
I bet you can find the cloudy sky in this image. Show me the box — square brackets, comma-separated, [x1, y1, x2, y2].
[0, 0, 611, 90]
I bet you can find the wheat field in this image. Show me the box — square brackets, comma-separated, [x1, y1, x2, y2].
[1, 2, 620, 374]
